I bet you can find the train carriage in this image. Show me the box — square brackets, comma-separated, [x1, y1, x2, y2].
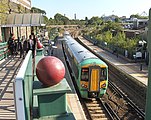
[63, 32, 108, 98]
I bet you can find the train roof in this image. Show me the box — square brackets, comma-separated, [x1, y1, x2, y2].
[64, 35, 103, 64]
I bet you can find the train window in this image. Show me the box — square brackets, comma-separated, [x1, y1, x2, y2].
[81, 68, 89, 81]
[73, 59, 79, 79]
[100, 68, 107, 80]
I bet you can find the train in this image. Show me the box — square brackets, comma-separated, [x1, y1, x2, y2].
[63, 31, 108, 98]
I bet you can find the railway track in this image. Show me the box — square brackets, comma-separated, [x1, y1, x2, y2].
[61, 39, 120, 120]
[83, 98, 110, 120]
[82, 98, 121, 120]
[109, 65, 146, 110]
[106, 78, 145, 120]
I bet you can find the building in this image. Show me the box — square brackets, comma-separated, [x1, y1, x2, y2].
[0, 0, 31, 42]
[125, 18, 148, 30]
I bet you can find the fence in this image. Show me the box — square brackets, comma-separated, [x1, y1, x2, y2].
[14, 51, 33, 120]
[0, 42, 9, 60]
[83, 35, 136, 60]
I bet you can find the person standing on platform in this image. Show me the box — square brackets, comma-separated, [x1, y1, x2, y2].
[29, 35, 33, 50]
[29, 35, 34, 58]
[14, 40, 18, 55]
[22, 36, 28, 58]
[31, 33, 36, 58]
[7, 33, 14, 55]
[17, 37, 23, 58]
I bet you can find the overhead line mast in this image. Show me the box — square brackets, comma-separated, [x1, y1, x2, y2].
[145, 8, 151, 120]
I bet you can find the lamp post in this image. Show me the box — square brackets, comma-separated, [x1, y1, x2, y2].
[145, 8, 151, 120]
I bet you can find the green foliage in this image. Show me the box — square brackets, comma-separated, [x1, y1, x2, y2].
[102, 22, 123, 32]
[85, 22, 138, 52]
[130, 13, 148, 19]
[47, 27, 59, 39]
[31, 7, 46, 15]
[43, 15, 49, 24]
[54, 13, 70, 25]
[87, 16, 103, 26]
[115, 17, 121, 23]
[48, 18, 57, 25]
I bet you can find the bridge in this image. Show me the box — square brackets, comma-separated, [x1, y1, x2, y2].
[46, 25, 78, 28]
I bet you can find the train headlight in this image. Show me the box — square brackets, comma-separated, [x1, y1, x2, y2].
[81, 84, 85, 88]
[81, 84, 87, 88]
[101, 83, 106, 88]
[84, 84, 87, 88]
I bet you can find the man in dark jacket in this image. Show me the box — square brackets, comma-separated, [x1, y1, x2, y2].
[17, 37, 23, 58]
[7, 33, 14, 55]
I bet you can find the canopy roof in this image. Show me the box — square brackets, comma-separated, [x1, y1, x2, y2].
[1, 13, 45, 27]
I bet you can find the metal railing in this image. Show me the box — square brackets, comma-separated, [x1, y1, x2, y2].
[0, 42, 9, 60]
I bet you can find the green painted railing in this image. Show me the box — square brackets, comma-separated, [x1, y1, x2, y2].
[14, 48, 45, 120]
[14, 50, 33, 120]
[14, 48, 74, 120]
[0, 42, 9, 60]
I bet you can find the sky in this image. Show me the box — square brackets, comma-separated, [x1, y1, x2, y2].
[31, 0, 151, 20]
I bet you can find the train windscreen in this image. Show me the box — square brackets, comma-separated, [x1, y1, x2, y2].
[81, 68, 89, 81]
[100, 68, 107, 81]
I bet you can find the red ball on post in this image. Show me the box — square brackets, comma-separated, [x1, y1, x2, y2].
[37, 40, 43, 49]
[36, 56, 65, 87]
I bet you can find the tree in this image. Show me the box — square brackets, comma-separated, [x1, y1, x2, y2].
[31, 7, 46, 15]
[87, 16, 103, 26]
[130, 14, 148, 19]
[115, 17, 121, 23]
[54, 13, 70, 25]
[48, 18, 56, 25]
[43, 15, 49, 24]
[102, 22, 123, 32]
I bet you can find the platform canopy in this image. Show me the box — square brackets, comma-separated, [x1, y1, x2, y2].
[0, 13, 45, 27]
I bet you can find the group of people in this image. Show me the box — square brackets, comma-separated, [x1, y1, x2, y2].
[7, 33, 37, 58]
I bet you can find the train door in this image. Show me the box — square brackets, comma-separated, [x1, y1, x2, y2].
[88, 66, 100, 92]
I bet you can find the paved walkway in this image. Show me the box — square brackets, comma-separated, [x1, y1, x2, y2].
[0, 56, 23, 120]
[78, 36, 148, 86]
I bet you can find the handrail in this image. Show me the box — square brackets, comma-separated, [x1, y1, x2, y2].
[14, 50, 32, 120]
[0, 42, 9, 60]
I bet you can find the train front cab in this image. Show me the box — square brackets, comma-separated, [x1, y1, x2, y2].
[80, 65, 108, 98]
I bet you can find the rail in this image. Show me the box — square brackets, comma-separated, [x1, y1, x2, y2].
[109, 80, 145, 119]
[13, 50, 33, 120]
[96, 98, 120, 120]
[0, 42, 9, 60]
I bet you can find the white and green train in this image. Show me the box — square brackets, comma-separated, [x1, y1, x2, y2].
[63, 32, 108, 98]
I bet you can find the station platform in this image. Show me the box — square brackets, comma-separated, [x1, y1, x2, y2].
[52, 39, 87, 120]
[78, 36, 148, 86]
[0, 41, 87, 120]
[0, 56, 23, 120]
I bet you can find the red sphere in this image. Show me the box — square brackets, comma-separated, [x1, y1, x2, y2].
[36, 56, 65, 87]
[37, 40, 43, 49]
